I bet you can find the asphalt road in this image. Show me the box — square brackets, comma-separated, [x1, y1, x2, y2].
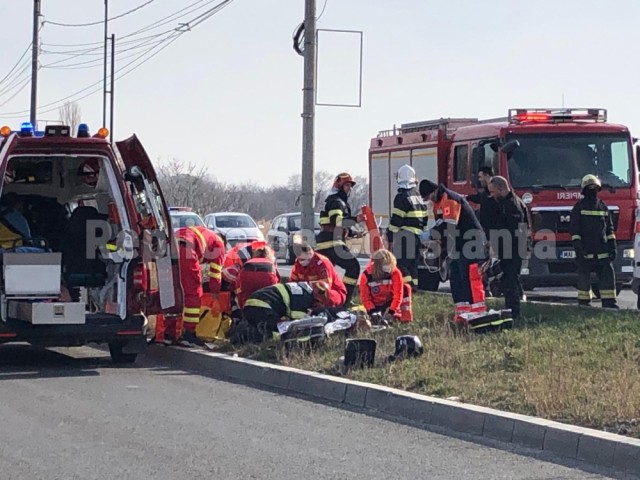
[0, 345, 619, 480]
[278, 260, 639, 310]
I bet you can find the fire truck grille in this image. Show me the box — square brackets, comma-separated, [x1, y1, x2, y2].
[531, 209, 619, 234]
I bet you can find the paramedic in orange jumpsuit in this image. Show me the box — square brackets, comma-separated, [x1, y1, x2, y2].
[359, 249, 409, 322]
[221, 241, 262, 318]
[174, 225, 225, 346]
[289, 242, 347, 308]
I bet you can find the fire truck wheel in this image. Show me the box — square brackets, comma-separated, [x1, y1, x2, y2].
[418, 270, 440, 292]
[109, 342, 138, 365]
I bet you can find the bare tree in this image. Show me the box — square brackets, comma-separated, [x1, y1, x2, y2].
[58, 101, 82, 134]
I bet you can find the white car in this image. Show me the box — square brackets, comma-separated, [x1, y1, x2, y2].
[203, 212, 264, 246]
[169, 208, 205, 230]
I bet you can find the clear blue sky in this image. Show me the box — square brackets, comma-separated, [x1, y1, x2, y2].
[1, 0, 639, 186]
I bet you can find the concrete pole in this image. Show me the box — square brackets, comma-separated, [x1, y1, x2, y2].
[301, 0, 316, 238]
[102, 0, 108, 127]
[29, 0, 41, 128]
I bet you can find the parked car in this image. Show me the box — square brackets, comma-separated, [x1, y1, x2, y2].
[203, 212, 264, 246]
[268, 212, 320, 264]
[169, 207, 205, 230]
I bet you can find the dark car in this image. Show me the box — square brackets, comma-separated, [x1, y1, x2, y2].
[268, 212, 320, 264]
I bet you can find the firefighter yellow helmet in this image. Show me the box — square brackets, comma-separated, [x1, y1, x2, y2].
[581, 174, 601, 192]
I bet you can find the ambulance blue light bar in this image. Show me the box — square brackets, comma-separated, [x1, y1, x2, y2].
[508, 108, 607, 124]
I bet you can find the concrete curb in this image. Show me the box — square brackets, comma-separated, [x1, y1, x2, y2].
[145, 345, 640, 477]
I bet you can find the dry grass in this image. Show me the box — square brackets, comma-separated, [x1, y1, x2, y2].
[215, 292, 640, 437]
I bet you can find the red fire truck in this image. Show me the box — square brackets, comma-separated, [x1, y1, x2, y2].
[369, 108, 638, 293]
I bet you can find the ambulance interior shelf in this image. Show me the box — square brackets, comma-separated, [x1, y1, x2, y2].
[0, 155, 128, 318]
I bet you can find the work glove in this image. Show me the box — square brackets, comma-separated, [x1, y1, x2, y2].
[573, 242, 585, 261]
[608, 241, 617, 261]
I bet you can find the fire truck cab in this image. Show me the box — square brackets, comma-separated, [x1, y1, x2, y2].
[369, 108, 638, 294]
[0, 122, 182, 363]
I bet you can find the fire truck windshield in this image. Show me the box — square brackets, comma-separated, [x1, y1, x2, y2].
[505, 133, 632, 190]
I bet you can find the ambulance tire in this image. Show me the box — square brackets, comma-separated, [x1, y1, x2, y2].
[637, 293, 640, 310]
[109, 342, 138, 365]
[418, 270, 440, 292]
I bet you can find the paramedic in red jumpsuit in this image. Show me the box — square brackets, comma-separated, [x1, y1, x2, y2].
[175, 225, 225, 345]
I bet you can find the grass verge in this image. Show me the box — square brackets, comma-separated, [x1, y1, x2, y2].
[211, 293, 640, 438]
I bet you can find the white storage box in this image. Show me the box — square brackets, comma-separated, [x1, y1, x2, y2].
[3, 252, 62, 297]
[7, 301, 86, 325]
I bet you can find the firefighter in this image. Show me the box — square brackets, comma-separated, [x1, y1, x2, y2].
[289, 241, 347, 307]
[419, 179, 486, 323]
[173, 225, 226, 346]
[486, 176, 529, 320]
[238, 282, 334, 343]
[570, 174, 618, 308]
[235, 243, 280, 309]
[386, 165, 428, 291]
[315, 172, 364, 305]
[359, 248, 411, 323]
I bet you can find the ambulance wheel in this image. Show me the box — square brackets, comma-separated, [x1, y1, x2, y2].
[637, 293, 640, 310]
[418, 270, 440, 292]
[109, 342, 138, 365]
[285, 246, 295, 265]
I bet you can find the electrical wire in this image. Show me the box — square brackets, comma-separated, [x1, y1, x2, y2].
[0, 77, 31, 108]
[0, 43, 32, 88]
[43, 0, 156, 28]
[317, 0, 329, 21]
[0, 0, 234, 118]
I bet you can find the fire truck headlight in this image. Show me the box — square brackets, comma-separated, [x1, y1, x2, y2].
[623, 249, 634, 259]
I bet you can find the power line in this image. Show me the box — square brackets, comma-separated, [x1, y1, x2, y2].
[317, 0, 329, 21]
[0, 43, 32, 87]
[0, 0, 234, 118]
[43, 0, 156, 28]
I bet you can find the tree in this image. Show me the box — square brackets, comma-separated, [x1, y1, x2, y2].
[58, 101, 82, 134]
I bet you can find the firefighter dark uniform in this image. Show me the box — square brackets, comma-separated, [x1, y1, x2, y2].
[420, 180, 487, 323]
[570, 174, 618, 308]
[243, 282, 329, 336]
[492, 190, 529, 319]
[316, 173, 361, 303]
[386, 165, 428, 290]
[290, 251, 347, 307]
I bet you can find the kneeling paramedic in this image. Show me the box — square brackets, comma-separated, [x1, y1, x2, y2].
[570, 174, 618, 308]
[316, 172, 364, 304]
[420, 179, 486, 323]
[174, 225, 226, 346]
[359, 248, 412, 322]
[289, 241, 347, 307]
[235, 243, 280, 309]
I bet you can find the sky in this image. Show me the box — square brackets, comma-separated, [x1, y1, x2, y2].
[1, 0, 640, 186]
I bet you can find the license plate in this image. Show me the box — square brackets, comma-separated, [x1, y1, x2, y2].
[559, 250, 576, 259]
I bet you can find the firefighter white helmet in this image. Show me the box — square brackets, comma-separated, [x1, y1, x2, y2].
[397, 164, 416, 185]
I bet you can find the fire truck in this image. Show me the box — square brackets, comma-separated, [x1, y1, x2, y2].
[369, 108, 638, 293]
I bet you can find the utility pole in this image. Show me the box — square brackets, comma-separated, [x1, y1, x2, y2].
[109, 34, 115, 144]
[301, 0, 316, 238]
[30, 0, 41, 128]
[102, 0, 108, 127]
